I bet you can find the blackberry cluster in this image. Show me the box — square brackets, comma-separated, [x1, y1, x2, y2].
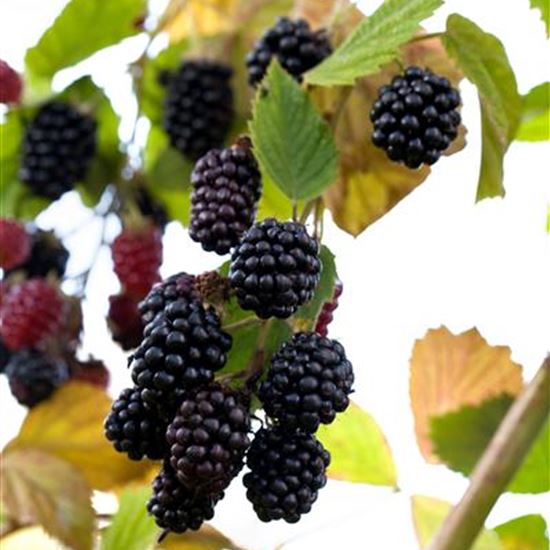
[246, 17, 332, 86]
[147, 463, 222, 534]
[163, 60, 234, 161]
[166, 384, 251, 495]
[370, 66, 461, 168]
[131, 298, 232, 415]
[20, 101, 96, 199]
[243, 427, 330, 523]
[315, 280, 343, 337]
[259, 332, 354, 433]
[105, 387, 168, 460]
[6, 350, 69, 407]
[230, 219, 321, 318]
[190, 137, 262, 255]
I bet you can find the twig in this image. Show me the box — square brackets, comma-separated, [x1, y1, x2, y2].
[299, 200, 316, 224]
[427, 355, 550, 550]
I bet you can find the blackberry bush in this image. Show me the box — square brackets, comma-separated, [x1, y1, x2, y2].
[370, 66, 461, 168]
[19, 101, 96, 199]
[229, 219, 321, 318]
[163, 60, 234, 161]
[243, 426, 330, 523]
[246, 17, 332, 86]
[166, 383, 251, 495]
[190, 137, 262, 255]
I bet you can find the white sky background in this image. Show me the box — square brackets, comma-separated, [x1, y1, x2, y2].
[1, 1, 550, 549]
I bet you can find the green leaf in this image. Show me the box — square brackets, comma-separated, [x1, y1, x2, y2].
[495, 515, 548, 550]
[306, 0, 443, 86]
[317, 402, 397, 486]
[101, 487, 158, 550]
[443, 14, 522, 201]
[530, 0, 550, 37]
[25, 0, 146, 86]
[516, 83, 550, 142]
[256, 173, 296, 221]
[430, 395, 550, 494]
[294, 245, 336, 331]
[249, 60, 339, 201]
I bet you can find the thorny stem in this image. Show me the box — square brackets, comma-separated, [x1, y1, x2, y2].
[428, 355, 550, 550]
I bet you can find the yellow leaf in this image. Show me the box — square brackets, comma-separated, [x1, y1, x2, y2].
[1, 449, 94, 550]
[1, 526, 71, 550]
[158, 524, 245, 550]
[6, 382, 152, 491]
[409, 327, 523, 461]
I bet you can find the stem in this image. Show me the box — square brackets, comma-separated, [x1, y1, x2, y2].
[408, 31, 444, 44]
[299, 200, 316, 224]
[427, 355, 550, 550]
[223, 316, 262, 331]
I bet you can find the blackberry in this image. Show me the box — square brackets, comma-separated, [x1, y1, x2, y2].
[139, 272, 198, 325]
[104, 388, 168, 460]
[0, 219, 30, 270]
[6, 228, 69, 278]
[243, 427, 330, 523]
[259, 332, 353, 433]
[190, 137, 262, 255]
[147, 463, 222, 534]
[166, 383, 251, 495]
[229, 219, 321, 319]
[20, 101, 96, 199]
[315, 280, 343, 337]
[6, 350, 69, 407]
[370, 66, 461, 168]
[131, 298, 232, 415]
[163, 60, 234, 161]
[108, 293, 144, 350]
[246, 17, 332, 87]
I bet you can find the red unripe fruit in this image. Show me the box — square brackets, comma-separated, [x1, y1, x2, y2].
[0, 60, 23, 104]
[0, 219, 30, 270]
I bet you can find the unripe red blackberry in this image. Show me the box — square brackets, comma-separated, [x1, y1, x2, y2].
[147, 463, 222, 534]
[69, 358, 110, 389]
[315, 279, 343, 337]
[166, 384, 251, 495]
[0, 219, 30, 270]
[229, 219, 321, 319]
[107, 293, 144, 350]
[0, 60, 23, 104]
[259, 332, 353, 433]
[370, 66, 461, 168]
[131, 298, 232, 415]
[190, 137, 262, 255]
[104, 388, 168, 460]
[20, 101, 96, 199]
[6, 350, 69, 407]
[0, 279, 66, 351]
[243, 427, 330, 523]
[246, 17, 332, 87]
[112, 224, 163, 299]
[163, 60, 234, 161]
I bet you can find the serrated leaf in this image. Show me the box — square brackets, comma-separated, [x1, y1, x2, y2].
[1, 449, 94, 550]
[443, 14, 521, 201]
[5, 382, 151, 491]
[516, 82, 550, 142]
[409, 326, 523, 461]
[101, 487, 158, 550]
[306, 0, 443, 86]
[430, 396, 550, 494]
[317, 402, 397, 486]
[158, 525, 244, 550]
[411, 495, 503, 549]
[530, 0, 550, 37]
[256, 173, 296, 221]
[495, 515, 548, 550]
[249, 60, 338, 201]
[25, 0, 146, 85]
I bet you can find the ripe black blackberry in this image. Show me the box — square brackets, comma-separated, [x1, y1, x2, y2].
[131, 298, 232, 415]
[259, 332, 353, 433]
[246, 17, 332, 86]
[163, 60, 234, 161]
[20, 101, 96, 199]
[104, 387, 168, 460]
[166, 383, 251, 495]
[139, 272, 198, 325]
[243, 427, 330, 523]
[190, 137, 262, 255]
[229, 218, 321, 319]
[147, 462, 222, 534]
[6, 350, 69, 407]
[370, 66, 461, 168]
